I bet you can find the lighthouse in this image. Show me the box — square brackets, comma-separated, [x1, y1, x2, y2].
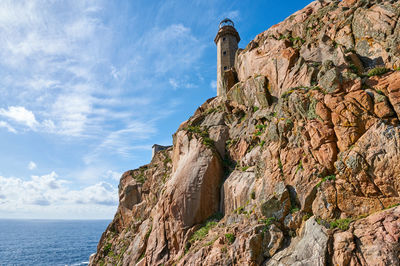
[214, 18, 240, 97]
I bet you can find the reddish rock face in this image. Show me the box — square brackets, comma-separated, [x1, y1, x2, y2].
[90, 1, 400, 265]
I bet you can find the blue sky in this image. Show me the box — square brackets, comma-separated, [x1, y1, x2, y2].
[0, 0, 313, 219]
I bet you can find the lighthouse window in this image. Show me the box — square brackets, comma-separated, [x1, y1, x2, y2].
[223, 51, 226, 55]
[223, 37, 226, 41]
[224, 66, 227, 70]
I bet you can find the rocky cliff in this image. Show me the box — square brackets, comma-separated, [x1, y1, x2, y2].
[90, 0, 400, 265]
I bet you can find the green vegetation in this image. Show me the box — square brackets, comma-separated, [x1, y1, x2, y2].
[186, 125, 214, 148]
[367, 67, 389, 77]
[254, 124, 266, 137]
[251, 191, 256, 200]
[307, 98, 321, 120]
[289, 36, 305, 45]
[205, 236, 218, 246]
[255, 124, 266, 131]
[330, 218, 352, 230]
[281, 90, 294, 98]
[286, 119, 294, 128]
[349, 64, 358, 73]
[259, 217, 276, 231]
[225, 139, 232, 147]
[163, 157, 172, 165]
[259, 140, 265, 147]
[190, 222, 216, 243]
[225, 233, 236, 244]
[316, 174, 336, 188]
[386, 203, 400, 209]
[137, 252, 145, 262]
[145, 225, 152, 239]
[240, 114, 247, 123]
[302, 213, 312, 221]
[233, 205, 250, 214]
[189, 212, 222, 245]
[253, 106, 259, 112]
[278, 158, 283, 170]
[206, 108, 217, 114]
[103, 243, 112, 256]
[290, 207, 300, 214]
[131, 167, 147, 184]
[295, 160, 303, 174]
[241, 166, 249, 171]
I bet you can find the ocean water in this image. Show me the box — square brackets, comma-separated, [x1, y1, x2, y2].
[0, 219, 110, 266]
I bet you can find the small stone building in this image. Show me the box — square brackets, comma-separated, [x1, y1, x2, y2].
[214, 18, 240, 97]
[152, 144, 171, 159]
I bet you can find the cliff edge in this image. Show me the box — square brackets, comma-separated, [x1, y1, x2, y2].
[90, 0, 400, 265]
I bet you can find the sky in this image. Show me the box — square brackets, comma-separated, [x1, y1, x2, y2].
[0, 0, 314, 219]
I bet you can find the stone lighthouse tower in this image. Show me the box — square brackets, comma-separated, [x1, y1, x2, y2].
[214, 18, 240, 97]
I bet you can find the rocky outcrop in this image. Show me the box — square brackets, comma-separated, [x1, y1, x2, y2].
[90, 0, 400, 265]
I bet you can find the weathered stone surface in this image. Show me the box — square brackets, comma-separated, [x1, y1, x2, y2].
[267, 217, 329, 265]
[223, 170, 255, 214]
[145, 130, 223, 265]
[227, 75, 272, 108]
[91, 1, 400, 265]
[332, 206, 400, 266]
[260, 182, 291, 222]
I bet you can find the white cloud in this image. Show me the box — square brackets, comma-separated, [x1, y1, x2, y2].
[0, 121, 17, 133]
[0, 106, 38, 129]
[225, 10, 240, 20]
[210, 80, 217, 90]
[104, 170, 121, 181]
[28, 161, 37, 170]
[84, 121, 156, 164]
[26, 77, 59, 90]
[169, 78, 179, 89]
[0, 172, 118, 212]
[51, 93, 92, 136]
[138, 24, 205, 75]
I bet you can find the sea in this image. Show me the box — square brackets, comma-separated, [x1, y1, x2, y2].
[0, 219, 110, 266]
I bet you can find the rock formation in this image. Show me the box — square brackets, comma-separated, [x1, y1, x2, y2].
[90, 0, 400, 265]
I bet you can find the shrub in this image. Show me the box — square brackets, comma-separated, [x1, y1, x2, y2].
[260, 217, 276, 231]
[259, 140, 265, 147]
[290, 207, 300, 214]
[103, 243, 112, 256]
[367, 67, 389, 77]
[235, 206, 245, 214]
[225, 233, 236, 244]
[349, 64, 358, 73]
[316, 174, 336, 188]
[295, 160, 303, 174]
[251, 191, 256, 200]
[386, 203, 400, 209]
[187, 125, 214, 148]
[278, 158, 283, 170]
[302, 213, 312, 221]
[202, 137, 214, 147]
[241, 166, 249, 171]
[190, 221, 217, 243]
[330, 218, 352, 230]
[255, 124, 266, 130]
[189, 213, 222, 245]
[253, 106, 259, 112]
